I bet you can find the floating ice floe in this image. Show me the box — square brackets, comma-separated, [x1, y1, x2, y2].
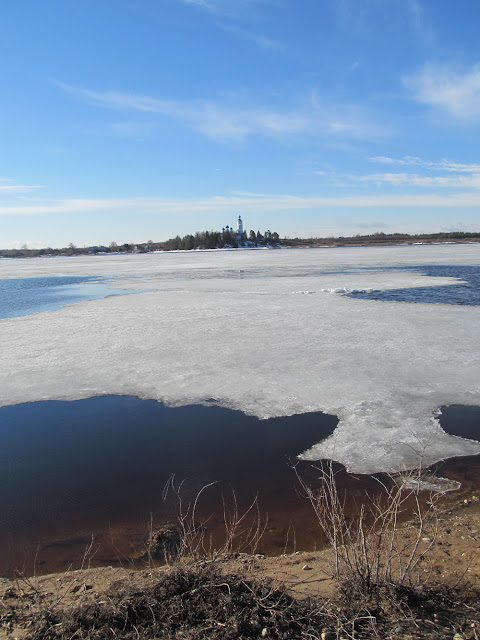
[320, 287, 377, 294]
[394, 473, 461, 493]
[293, 287, 376, 294]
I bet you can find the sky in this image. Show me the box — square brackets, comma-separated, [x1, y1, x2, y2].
[1, 0, 480, 249]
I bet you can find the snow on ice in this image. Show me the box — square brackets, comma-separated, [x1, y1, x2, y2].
[1, 243, 479, 474]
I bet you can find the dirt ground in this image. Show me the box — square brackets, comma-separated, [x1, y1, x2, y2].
[1, 485, 479, 640]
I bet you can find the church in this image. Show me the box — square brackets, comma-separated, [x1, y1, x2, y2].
[222, 215, 244, 238]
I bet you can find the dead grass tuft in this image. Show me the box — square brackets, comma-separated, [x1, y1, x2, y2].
[14, 564, 326, 639]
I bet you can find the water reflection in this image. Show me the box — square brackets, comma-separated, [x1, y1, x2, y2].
[0, 396, 338, 574]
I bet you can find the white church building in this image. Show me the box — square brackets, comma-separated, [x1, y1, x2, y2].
[236, 215, 243, 235]
[223, 215, 244, 237]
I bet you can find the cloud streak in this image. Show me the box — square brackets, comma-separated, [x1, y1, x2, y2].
[2, 191, 480, 217]
[180, 0, 281, 50]
[218, 23, 281, 50]
[406, 0, 434, 46]
[370, 156, 480, 173]
[364, 156, 480, 188]
[0, 182, 44, 194]
[55, 81, 387, 142]
[359, 172, 480, 188]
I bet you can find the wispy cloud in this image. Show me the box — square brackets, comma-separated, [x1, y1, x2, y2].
[54, 81, 387, 142]
[363, 155, 480, 188]
[358, 172, 480, 188]
[332, 0, 434, 46]
[180, 0, 282, 50]
[218, 23, 281, 50]
[403, 62, 480, 121]
[182, 0, 212, 8]
[406, 0, 434, 46]
[180, 0, 269, 18]
[0, 180, 44, 194]
[2, 191, 480, 217]
[369, 156, 480, 173]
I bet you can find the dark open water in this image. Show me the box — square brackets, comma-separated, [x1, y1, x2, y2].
[0, 268, 479, 575]
[0, 397, 340, 575]
[347, 264, 480, 305]
[0, 397, 479, 576]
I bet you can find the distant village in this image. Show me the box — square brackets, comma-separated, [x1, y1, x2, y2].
[1, 222, 479, 258]
[1, 216, 283, 257]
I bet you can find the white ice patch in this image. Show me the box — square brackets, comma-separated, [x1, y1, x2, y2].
[1, 243, 480, 474]
[293, 288, 376, 294]
[394, 473, 461, 494]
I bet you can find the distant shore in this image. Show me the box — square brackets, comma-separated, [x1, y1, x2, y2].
[2, 230, 480, 259]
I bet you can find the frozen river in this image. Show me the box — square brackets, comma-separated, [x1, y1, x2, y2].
[1, 243, 480, 474]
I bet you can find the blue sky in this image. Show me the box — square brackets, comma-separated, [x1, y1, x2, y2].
[1, 0, 480, 248]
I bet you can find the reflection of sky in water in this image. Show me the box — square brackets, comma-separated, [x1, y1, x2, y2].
[0, 395, 337, 572]
[0, 276, 134, 319]
[346, 265, 480, 305]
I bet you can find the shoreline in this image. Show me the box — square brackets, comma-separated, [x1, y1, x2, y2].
[3, 452, 480, 580]
[1, 398, 479, 578]
[2, 236, 480, 261]
[3, 478, 479, 588]
[2, 475, 479, 640]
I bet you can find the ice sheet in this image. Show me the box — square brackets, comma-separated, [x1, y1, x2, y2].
[1, 243, 480, 474]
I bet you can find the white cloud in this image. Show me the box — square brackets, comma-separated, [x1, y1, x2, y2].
[403, 62, 480, 121]
[370, 156, 480, 174]
[359, 172, 480, 188]
[54, 81, 387, 142]
[362, 156, 480, 188]
[370, 155, 416, 166]
[0, 182, 44, 193]
[2, 191, 480, 217]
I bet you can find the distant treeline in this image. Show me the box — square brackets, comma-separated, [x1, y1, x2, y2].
[1, 230, 479, 258]
[0, 241, 163, 259]
[283, 230, 480, 247]
[163, 229, 281, 251]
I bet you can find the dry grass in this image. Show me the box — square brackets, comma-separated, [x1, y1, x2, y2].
[139, 476, 268, 568]
[2, 469, 480, 639]
[3, 561, 480, 639]
[2, 564, 327, 640]
[294, 462, 443, 594]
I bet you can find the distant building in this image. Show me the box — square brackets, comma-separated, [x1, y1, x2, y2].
[88, 245, 109, 254]
[223, 216, 244, 238]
